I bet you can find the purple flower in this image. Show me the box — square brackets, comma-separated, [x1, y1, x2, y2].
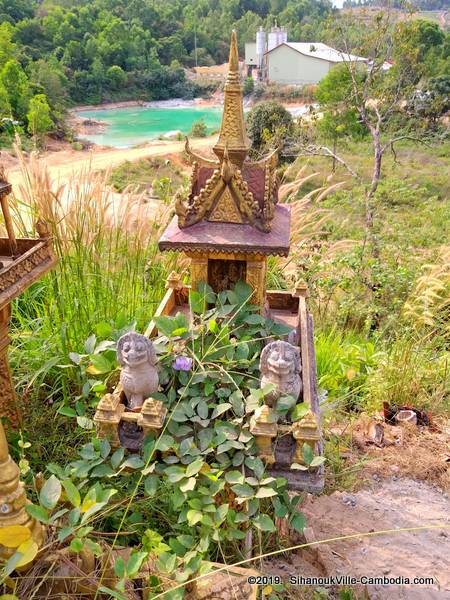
[172, 356, 193, 371]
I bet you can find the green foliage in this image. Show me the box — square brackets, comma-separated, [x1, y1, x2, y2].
[106, 65, 127, 90]
[243, 76, 254, 97]
[190, 117, 208, 138]
[108, 156, 186, 194]
[0, 81, 11, 117]
[0, 22, 17, 70]
[315, 63, 355, 106]
[246, 100, 293, 150]
[28, 58, 68, 114]
[407, 75, 450, 121]
[365, 335, 450, 414]
[0, 0, 334, 110]
[315, 64, 367, 144]
[315, 327, 382, 411]
[0, 59, 30, 121]
[6, 282, 310, 592]
[27, 93, 53, 139]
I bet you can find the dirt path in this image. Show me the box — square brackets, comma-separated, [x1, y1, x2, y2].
[267, 478, 450, 599]
[6, 136, 217, 196]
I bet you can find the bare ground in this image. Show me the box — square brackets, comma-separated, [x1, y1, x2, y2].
[4, 135, 217, 196]
[265, 416, 450, 600]
[266, 477, 450, 599]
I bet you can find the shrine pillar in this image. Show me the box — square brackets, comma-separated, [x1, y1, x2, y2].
[0, 304, 20, 426]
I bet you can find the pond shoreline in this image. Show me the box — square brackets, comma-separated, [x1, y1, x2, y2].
[69, 97, 315, 146]
[70, 102, 223, 148]
[72, 97, 221, 113]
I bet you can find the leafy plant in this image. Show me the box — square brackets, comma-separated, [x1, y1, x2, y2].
[4, 282, 309, 595]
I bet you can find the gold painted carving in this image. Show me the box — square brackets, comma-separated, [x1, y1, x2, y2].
[292, 410, 321, 467]
[0, 305, 20, 426]
[246, 259, 267, 308]
[93, 393, 125, 448]
[0, 420, 44, 560]
[213, 31, 249, 166]
[250, 405, 277, 465]
[209, 187, 243, 224]
[173, 30, 280, 233]
[190, 256, 208, 292]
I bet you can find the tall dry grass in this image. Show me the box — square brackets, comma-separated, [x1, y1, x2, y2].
[403, 245, 450, 339]
[274, 165, 358, 320]
[6, 148, 179, 404]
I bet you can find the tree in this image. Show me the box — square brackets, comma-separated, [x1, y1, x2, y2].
[0, 81, 11, 117]
[106, 65, 127, 90]
[0, 22, 17, 70]
[28, 58, 68, 113]
[246, 101, 293, 151]
[243, 76, 254, 97]
[0, 59, 30, 121]
[0, 0, 34, 24]
[407, 75, 450, 123]
[315, 64, 367, 170]
[27, 93, 53, 142]
[323, 4, 436, 245]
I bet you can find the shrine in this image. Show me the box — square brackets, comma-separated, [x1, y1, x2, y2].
[0, 170, 57, 426]
[95, 31, 323, 493]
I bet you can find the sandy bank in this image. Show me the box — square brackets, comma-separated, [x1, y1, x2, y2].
[69, 115, 109, 135]
[6, 135, 218, 196]
[73, 100, 146, 112]
[73, 97, 222, 113]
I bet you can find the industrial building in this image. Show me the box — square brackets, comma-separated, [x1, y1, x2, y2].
[245, 26, 365, 85]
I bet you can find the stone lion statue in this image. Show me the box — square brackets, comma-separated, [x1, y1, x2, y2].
[117, 332, 158, 412]
[260, 340, 302, 407]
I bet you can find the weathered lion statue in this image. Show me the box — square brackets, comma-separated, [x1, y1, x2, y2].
[117, 332, 159, 412]
[260, 340, 302, 406]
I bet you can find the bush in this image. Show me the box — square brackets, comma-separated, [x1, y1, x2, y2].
[106, 65, 127, 90]
[190, 118, 208, 137]
[246, 100, 293, 150]
[26, 93, 53, 141]
[243, 76, 254, 96]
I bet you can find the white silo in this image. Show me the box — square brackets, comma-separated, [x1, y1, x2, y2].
[276, 27, 283, 46]
[256, 26, 266, 69]
[279, 26, 288, 45]
[268, 27, 278, 52]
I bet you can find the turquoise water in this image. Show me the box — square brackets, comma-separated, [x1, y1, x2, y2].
[76, 105, 222, 148]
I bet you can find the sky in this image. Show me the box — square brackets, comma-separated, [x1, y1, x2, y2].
[332, 0, 345, 7]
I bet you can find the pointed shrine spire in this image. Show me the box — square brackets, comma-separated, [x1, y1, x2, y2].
[213, 30, 250, 168]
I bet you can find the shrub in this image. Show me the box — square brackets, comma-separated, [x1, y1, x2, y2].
[243, 76, 254, 96]
[246, 100, 293, 150]
[27, 93, 53, 141]
[190, 117, 208, 137]
[106, 65, 127, 90]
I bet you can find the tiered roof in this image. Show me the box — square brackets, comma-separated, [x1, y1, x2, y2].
[159, 31, 290, 257]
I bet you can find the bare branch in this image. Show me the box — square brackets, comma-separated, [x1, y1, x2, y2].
[284, 143, 361, 180]
[381, 135, 432, 156]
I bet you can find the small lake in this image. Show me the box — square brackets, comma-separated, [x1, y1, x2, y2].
[75, 105, 222, 148]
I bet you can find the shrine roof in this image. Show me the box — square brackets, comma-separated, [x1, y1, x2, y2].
[191, 164, 267, 210]
[159, 204, 291, 257]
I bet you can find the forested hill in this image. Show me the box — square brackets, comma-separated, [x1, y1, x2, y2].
[343, 0, 449, 9]
[0, 0, 333, 113]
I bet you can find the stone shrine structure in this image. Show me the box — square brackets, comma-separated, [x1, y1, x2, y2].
[159, 30, 287, 308]
[0, 170, 57, 426]
[96, 31, 323, 492]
